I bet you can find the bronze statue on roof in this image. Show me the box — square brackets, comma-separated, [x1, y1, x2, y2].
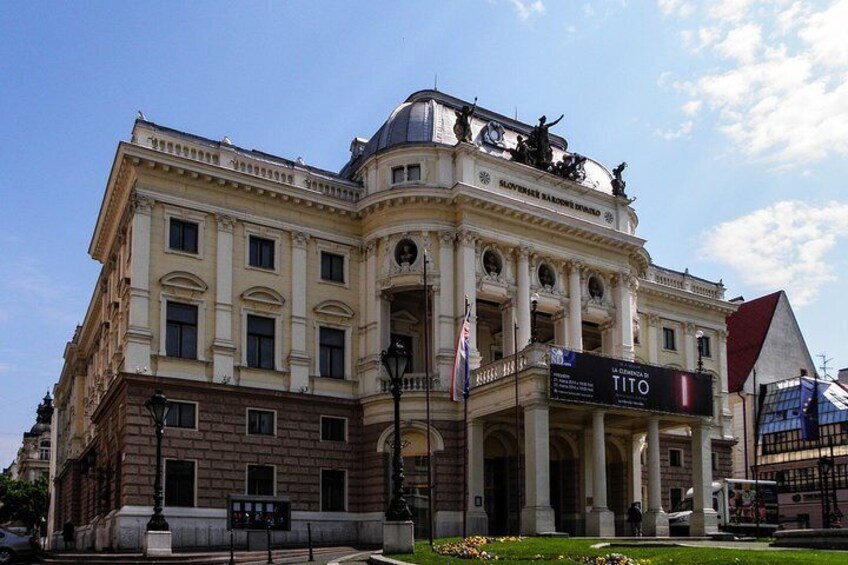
[611, 162, 628, 198]
[453, 97, 477, 143]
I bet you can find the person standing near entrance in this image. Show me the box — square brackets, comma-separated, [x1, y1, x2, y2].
[626, 502, 643, 537]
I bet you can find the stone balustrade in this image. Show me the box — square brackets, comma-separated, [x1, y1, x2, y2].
[379, 373, 441, 393]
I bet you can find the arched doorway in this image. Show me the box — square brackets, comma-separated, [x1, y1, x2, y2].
[606, 440, 629, 536]
[550, 434, 580, 535]
[483, 429, 520, 535]
[379, 425, 444, 540]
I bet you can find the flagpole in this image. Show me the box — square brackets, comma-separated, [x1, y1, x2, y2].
[423, 251, 434, 547]
[461, 297, 470, 540]
[513, 321, 521, 537]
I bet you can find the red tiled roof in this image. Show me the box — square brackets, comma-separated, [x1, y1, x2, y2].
[727, 291, 783, 393]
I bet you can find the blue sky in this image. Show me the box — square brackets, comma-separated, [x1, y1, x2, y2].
[1, 0, 847, 465]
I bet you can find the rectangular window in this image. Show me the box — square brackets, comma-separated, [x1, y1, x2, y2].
[321, 417, 347, 442]
[406, 164, 421, 181]
[321, 469, 346, 511]
[247, 465, 275, 496]
[669, 448, 683, 467]
[712, 451, 719, 472]
[39, 446, 50, 460]
[166, 302, 198, 359]
[391, 166, 405, 184]
[700, 335, 712, 358]
[169, 219, 199, 254]
[321, 252, 345, 283]
[166, 401, 196, 429]
[669, 487, 683, 512]
[247, 315, 275, 369]
[165, 460, 195, 507]
[249, 236, 275, 270]
[662, 327, 676, 351]
[319, 327, 345, 379]
[247, 409, 275, 436]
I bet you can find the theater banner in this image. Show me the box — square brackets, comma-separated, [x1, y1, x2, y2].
[549, 347, 713, 416]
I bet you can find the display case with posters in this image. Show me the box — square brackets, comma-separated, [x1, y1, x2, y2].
[227, 494, 292, 531]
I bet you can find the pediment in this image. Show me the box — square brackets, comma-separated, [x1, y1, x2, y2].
[160, 271, 207, 292]
[241, 286, 285, 307]
[314, 300, 354, 319]
[390, 309, 419, 324]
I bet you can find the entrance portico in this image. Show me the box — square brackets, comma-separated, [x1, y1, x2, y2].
[466, 343, 718, 538]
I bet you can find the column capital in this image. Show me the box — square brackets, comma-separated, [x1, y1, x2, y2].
[216, 214, 236, 232]
[291, 231, 310, 248]
[439, 230, 456, 245]
[647, 313, 661, 327]
[717, 329, 728, 342]
[684, 322, 698, 336]
[564, 259, 584, 272]
[599, 319, 616, 332]
[131, 193, 155, 214]
[517, 245, 533, 259]
[456, 228, 478, 246]
[363, 238, 378, 256]
[551, 309, 568, 322]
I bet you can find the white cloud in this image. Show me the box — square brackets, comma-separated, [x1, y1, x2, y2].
[715, 23, 762, 63]
[655, 120, 694, 139]
[681, 99, 703, 115]
[658, 0, 694, 17]
[508, 0, 546, 20]
[701, 201, 848, 306]
[663, 0, 848, 165]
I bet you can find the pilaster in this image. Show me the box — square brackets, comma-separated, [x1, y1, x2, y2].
[124, 193, 154, 374]
[466, 419, 488, 534]
[289, 231, 310, 392]
[212, 214, 236, 382]
[516, 247, 532, 348]
[566, 260, 583, 351]
[456, 229, 479, 367]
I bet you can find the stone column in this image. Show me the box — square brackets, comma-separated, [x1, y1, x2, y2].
[456, 230, 479, 366]
[690, 421, 718, 535]
[553, 310, 568, 347]
[643, 417, 669, 536]
[630, 434, 644, 516]
[567, 261, 583, 350]
[646, 314, 660, 364]
[718, 330, 732, 437]
[516, 247, 531, 348]
[616, 273, 636, 360]
[521, 402, 555, 534]
[466, 420, 488, 534]
[125, 194, 154, 374]
[501, 300, 515, 357]
[438, 232, 456, 381]
[586, 410, 614, 536]
[212, 214, 236, 382]
[684, 322, 698, 371]
[289, 231, 310, 391]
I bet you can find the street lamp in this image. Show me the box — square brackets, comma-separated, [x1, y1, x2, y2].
[530, 293, 540, 344]
[695, 330, 705, 373]
[381, 341, 413, 522]
[145, 389, 171, 532]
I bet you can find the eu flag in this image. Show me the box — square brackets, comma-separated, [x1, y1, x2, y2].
[799, 377, 820, 442]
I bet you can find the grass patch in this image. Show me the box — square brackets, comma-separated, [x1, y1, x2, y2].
[392, 537, 846, 564]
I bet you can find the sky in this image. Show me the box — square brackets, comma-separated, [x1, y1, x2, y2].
[1, 0, 847, 465]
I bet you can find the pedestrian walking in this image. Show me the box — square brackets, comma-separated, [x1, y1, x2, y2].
[626, 502, 643, 537]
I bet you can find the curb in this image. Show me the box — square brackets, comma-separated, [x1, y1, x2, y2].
[328, 550, 380, 565]
[367, 553, 413, 565]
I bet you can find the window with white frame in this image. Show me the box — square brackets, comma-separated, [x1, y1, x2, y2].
[319, 327, 345, 379]
[165, 302, 198, 359]
[166, 401, 197, 429]
[246, 314, 275, 369]
[247, 464, 275, 496]
[320, 251, 345, 283]
[669, 448, 683, 467]
[249, 235, 275, 270]
[321, 416, 347, 442]
[662, 327, 676, 351]
[391, 163, 421, 185]
[247, 409, 275, 436]
[169, 218, 199, 254]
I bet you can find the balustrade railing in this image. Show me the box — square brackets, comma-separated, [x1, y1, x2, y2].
[379, 373, 441, 393]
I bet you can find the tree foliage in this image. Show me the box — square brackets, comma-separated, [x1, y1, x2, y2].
[0, 474, 49, 531]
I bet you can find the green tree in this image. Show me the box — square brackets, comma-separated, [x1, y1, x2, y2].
[0, 474, 49, 532]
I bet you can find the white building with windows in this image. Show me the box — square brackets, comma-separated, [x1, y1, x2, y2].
[48, 90, 736, 550]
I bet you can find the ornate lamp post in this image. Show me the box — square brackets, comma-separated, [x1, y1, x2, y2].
[695, 330, 705, 373]
[530, 293, 540, 344]
[381, 341, 413, 522]
[145, 389, 171, 532]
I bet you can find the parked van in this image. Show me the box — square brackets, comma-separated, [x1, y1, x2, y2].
[667, 479, 779, 536]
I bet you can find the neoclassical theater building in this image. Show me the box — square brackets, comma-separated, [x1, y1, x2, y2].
[49, 90, 736, 550]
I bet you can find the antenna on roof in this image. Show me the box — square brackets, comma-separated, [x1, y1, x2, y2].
[515, 106, 518, 121]
[434, 74, 438, 91]
[818, 353, 834, 381]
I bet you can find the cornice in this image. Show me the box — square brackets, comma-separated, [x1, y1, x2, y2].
[639, 279, 738, 315]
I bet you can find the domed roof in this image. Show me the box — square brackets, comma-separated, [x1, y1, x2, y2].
[341, 90, 619, 196]
[29, 421, 49, 435]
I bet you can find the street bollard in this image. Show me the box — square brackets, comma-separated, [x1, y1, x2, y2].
[267, 521, 272, 564]
[229, 529, 235, 565]
[307, 522, 314, 562]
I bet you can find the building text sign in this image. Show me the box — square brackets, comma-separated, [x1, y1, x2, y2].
[549, 348, 713, 416]
[498, 179, 602, 218]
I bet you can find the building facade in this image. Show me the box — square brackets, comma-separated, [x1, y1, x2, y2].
[5, 393, 53, 483]
[49, 91, 736, 550]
